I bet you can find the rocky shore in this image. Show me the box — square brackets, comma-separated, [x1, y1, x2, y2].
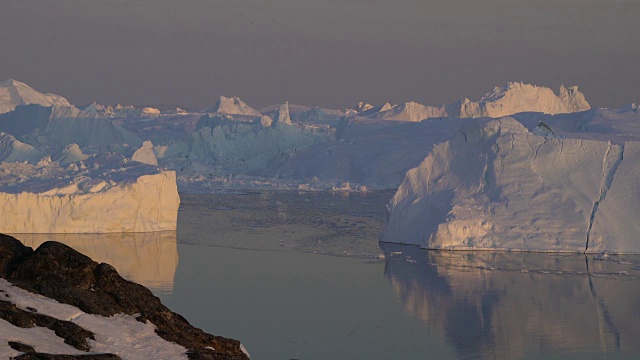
[0, 234, 249, 359]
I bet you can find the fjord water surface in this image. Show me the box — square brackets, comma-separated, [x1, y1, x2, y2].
[161, 192, 640, 360]
[18, 192, 640, 359]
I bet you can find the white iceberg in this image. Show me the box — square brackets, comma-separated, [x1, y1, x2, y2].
[383, 116, 640, 253]
[0, 155, 179, 233]
[131, 140, 158, 166]
[207, 95, 261, 116]
[0, 79, 71, 114]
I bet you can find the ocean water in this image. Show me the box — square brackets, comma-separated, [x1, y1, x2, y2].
[22, 191, 640, 360]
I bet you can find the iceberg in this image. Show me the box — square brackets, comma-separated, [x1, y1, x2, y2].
[0, 132, 44, 163]
[456, 82, 591, 118]
[360, 82, 591, 122]
[131, 140, 158, 166]
[206, 95, 261, 116]
[383, 116, 640, 253]
[372, 101, 448, 121]
[0, 154, 179, 233]
[0, 104, 141, 148]
[0, 79, 71, 114]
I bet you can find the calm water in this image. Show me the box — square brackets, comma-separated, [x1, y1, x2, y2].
[17, 191, 640, 360]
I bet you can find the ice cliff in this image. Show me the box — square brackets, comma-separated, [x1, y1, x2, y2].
[0, 154, 179, 233]
[383, 116, 640, 253]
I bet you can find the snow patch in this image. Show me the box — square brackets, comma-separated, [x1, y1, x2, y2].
[0, 278, 188, 359]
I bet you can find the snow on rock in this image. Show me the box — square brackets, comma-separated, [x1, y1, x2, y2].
[131, 140, 158, 166]
[0, 156, 179, 233]
[383, 117, 640, 253]
[0, 79, 71, 114]
[0, 236, 249, 359]
[207, 96, 261, 116]
[0, 132, 44, 163]
[0, 278, 189, 359]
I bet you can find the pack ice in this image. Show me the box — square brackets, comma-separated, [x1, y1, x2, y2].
[383, 112, 640, 253]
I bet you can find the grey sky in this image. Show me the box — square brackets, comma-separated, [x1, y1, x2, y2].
[1, 0, 638, 109]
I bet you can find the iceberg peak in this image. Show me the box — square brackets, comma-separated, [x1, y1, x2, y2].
[0, 79, 71, 114]
[208, 95, 261, 116]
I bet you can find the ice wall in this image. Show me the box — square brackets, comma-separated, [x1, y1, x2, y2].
[0, 171, 179, 233]
[383, 117, 640, 253]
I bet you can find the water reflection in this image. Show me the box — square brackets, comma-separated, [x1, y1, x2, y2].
[13, 232, 178, 294]
[381, 243, 640, 359]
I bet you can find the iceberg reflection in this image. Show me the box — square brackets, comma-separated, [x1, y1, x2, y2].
[380, 243, 640, 359]
[13, 231, 178, 294]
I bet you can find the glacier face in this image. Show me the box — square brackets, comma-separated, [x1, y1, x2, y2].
[383, 116, 640, 253]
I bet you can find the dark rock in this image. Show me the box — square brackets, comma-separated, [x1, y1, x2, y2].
[0, 234, 249, 360]
[8, 341, 35, 353]
[13, 354, 122, 360]
[0, 300, 94, 351]
[0, 234, 32, 278]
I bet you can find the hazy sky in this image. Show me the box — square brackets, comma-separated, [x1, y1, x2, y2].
[1, 0, 638, 109]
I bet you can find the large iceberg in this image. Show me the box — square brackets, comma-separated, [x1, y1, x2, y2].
[456, 82, 591, 118]
[383, 115, 640, 253]
[0, 154, 179, 233]
[365, 82, 591, 122]
[0, 79, 71, 114]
